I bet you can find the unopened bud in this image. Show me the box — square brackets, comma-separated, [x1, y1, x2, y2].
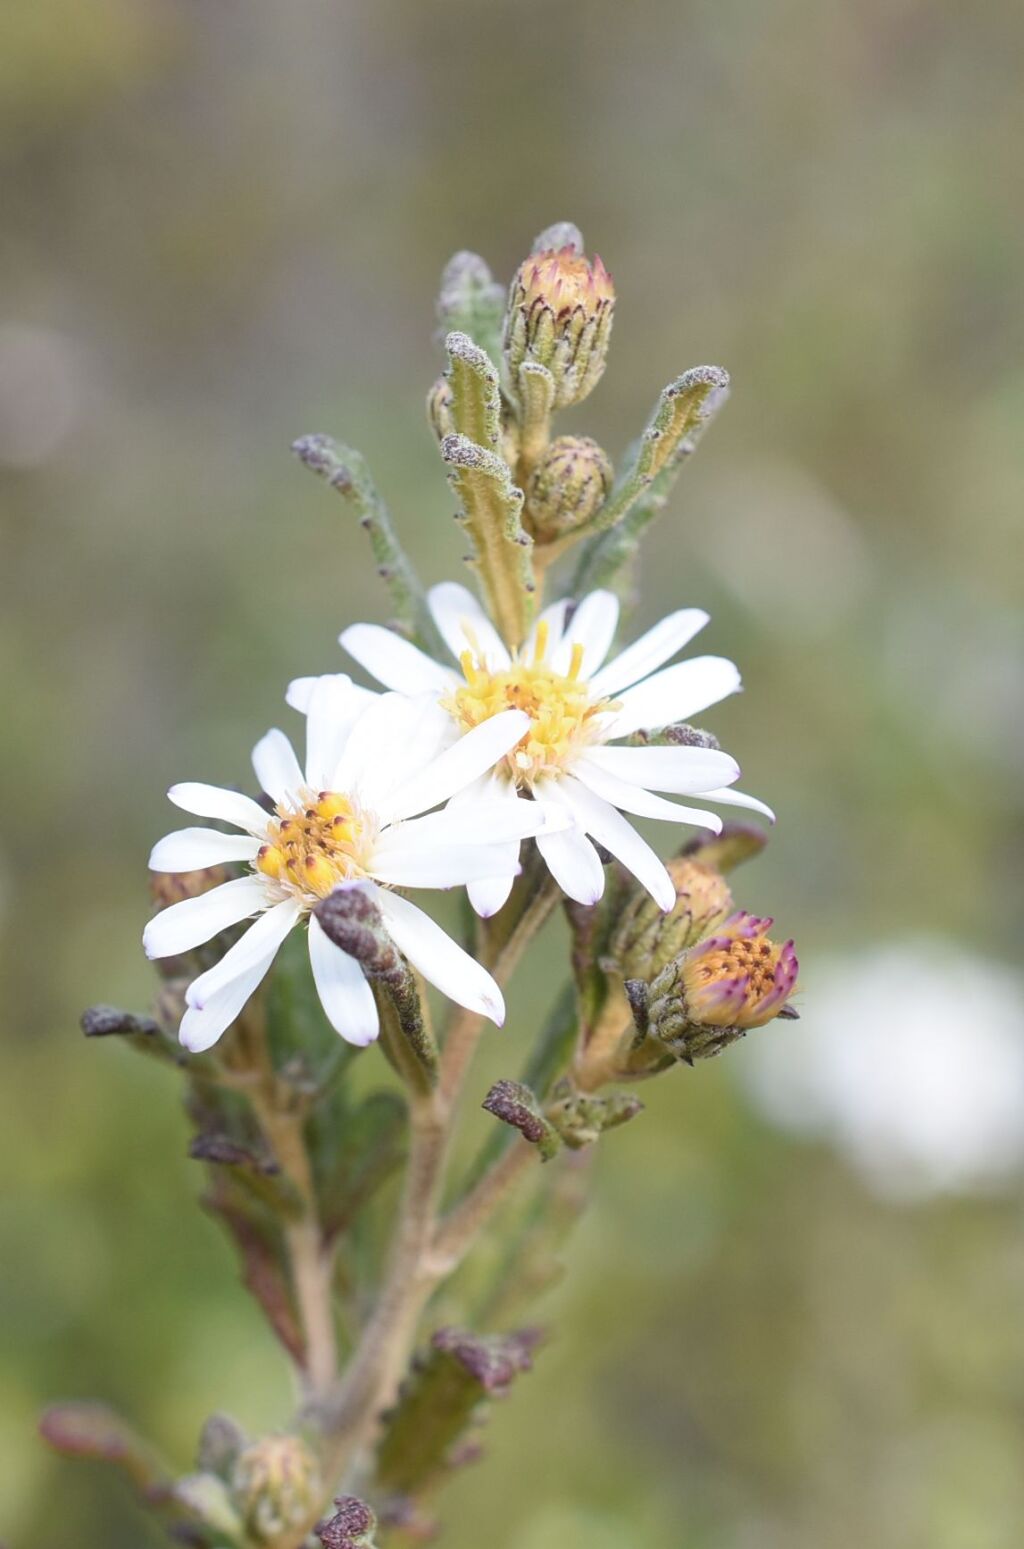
[150, 865, 230, 910]
[527, 435, 613, 542]
[314, 882, 400, 978]
[231, 1435, 323, 1544]
[545, 1086, 644, 1148]
[610, 857, 734, 982]
[641, 911, 799, 1062]
[318, 1496, 379, 1548]
[504, 247, 614, 408]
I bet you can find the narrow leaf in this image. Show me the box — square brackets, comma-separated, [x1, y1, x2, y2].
[441, 432, 535, 649]
[445, 331, 501, 450]
[436, 251, 505, 369]
[292, 435, 445, 657]
[375, 1328, 539, 1499]
[572, 365, 730, 593]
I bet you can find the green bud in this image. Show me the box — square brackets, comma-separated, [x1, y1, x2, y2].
[545, 1084, 644, 1148]
[231, 1435, 323, 1544]
[527, 435, 613, 542]
[609, 856, 734, 982]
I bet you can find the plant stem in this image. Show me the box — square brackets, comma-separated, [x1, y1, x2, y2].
[428, 1139, 537, 1279]
[317, 1087, 447, 1482]
[440, 876, 561, 1107]
[314, 879, 561, 1485]
[226, 1008, 339, 1403]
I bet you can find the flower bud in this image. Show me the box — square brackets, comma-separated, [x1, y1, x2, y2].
[231, 1435, 323, 1544]
[504, 246, 615, 409]
[150, 865, 230, 910]
[610, 856, 734, 982]
[527, 435, 613, 542]
[642, 911, 799, 1062]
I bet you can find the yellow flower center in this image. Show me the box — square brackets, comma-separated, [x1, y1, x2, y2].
[691, 937, 778, 1004]
[446, 620, 614, 786]
[255, 791, 377, 901]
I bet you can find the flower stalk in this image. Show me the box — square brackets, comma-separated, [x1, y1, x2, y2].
[47, 221, 800, 1548]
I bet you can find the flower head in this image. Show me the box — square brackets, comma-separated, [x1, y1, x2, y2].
[144, 677, 559, 1052]
[504, 246, 615, 408]
[681, 911, 799, 1030]
[626, 910, 799, 1066]
[332, 582, 772, 919]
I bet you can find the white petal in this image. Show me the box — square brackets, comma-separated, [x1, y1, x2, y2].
[371, 842, 525, 889]
[335, 693, 457, 807]
[427, 582, 512, 670]
[178, 951, 278, 1053]
[535, 819, 606, 906]
[307, 915, 379, 1046]
[340, 622, 455, 694]
[304, 675, 367, 789]
[552, 590, 620, 677]
[446, 773, 520, 918]
[583, 743, 740, 794]
[285, 676, 318, 714]
[185, 899, 302, 1007]
[574, 758, 724, 830]
[606, 656, 742, 738]
[523, 597, 571, 661]
[287, 673, 377, 717]
[143, 876, 267, 959]
[252, 729, 303, 803]
[589, 609, 710, 697]
[467, 865, 518, 918]
[378, 798, 555, 854]
[384, 709, 530, 821]
[702, 786, 777, 822]
[558, 776, 676, 911]
[168, 782, 270, 836]
[377, 891, 506, 1025]
[149, 828, 262, 872]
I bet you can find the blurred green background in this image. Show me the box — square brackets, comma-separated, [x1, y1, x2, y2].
[3, 0, 1024, 1544]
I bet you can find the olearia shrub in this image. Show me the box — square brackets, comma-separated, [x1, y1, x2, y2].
[42, 221, 799, 1548]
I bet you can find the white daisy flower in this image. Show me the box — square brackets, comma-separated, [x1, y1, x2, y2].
[143, 677, 562, 1054]
[294, 584, 773, 919]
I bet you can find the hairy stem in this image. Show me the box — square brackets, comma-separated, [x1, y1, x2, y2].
[226, 1009, 339, 1402]
[428, 1139, 537, 1279]
[317, 1089, 447, 1483]
[314, 878, 561, 1486]
[442, 875, 561, 1106]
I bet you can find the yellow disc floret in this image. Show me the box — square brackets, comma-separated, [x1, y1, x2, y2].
[255, 790, 378, 901]
[446, 620, 614, 786]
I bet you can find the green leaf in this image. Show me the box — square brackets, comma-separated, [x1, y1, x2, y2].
[572, 365, 730, 592]
[435, 251, 505, 370]
[314, 1089, 407, 1242]
[441, 432, 535, 649]
[445, 331, 501, 450]
[40, 1403, 173, 1495]
[374, 1328, 538, 1499]
[292, 434, 445, 658]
